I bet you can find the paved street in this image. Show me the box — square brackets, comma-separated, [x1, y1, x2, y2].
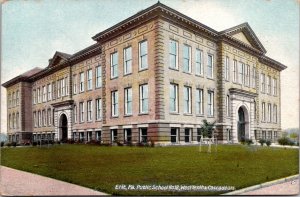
[0, 166, 107, 196]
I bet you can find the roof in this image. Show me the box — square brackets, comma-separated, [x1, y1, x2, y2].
[2, 67, 43, 88]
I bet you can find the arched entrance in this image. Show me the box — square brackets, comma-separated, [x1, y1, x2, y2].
[59, 114, 68, 142]
[238, 107, 246, 141]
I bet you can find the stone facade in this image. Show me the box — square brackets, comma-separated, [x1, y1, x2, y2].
[3, 2, 286, 145]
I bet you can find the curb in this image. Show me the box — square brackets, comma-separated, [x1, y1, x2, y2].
[222, 174, 299, 195]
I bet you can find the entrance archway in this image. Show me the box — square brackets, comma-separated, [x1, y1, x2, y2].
[238, 107, 246, 141]
[59, 114, 68, 142]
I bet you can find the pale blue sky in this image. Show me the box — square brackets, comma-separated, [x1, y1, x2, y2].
[1, 0, 299, 133]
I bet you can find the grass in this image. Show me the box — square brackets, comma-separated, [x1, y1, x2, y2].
[1, 144, 298, 195]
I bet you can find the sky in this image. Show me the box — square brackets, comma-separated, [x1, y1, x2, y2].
[1, 0, 299, 133]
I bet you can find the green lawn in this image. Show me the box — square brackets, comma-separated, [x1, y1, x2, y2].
[1, 144, 298, 195]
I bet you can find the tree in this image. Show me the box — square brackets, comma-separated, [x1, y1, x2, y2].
[200, 119, 216, 138]
[289, 132, 298, 143]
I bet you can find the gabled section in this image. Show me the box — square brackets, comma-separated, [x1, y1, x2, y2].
[220, 22, 267, 54]
[48, 51, 71, 67]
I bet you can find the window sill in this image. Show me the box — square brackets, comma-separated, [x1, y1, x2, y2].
[138, 68, 148, 72]
[196, 114, 204, 117]
[124, 73, 132, 77]
[206, 77, 214, 81]
[95, 119, 102, 122]
[138, 113, 149, 116]
[207, 115, 215, 118]
[95, 86, 102, 89]
[170, 112, 180, 115]
[86, 89, 93, 92]
[183, 71, 192, 75]
[124, 114, 133, 117]
[183, 113, 193, 116]
[110, 76, 118, 80]
[169, 67, 179, 71]
[195, 74, 204, 78]
[111, 116, 119, 118]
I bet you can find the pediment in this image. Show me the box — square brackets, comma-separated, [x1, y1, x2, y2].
[48, 51, 71, 67]
[220, 23, 266, 54]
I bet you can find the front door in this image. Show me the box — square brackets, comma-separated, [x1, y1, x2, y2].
[60, 114, 68, 142]
[238, 107, 245, 141]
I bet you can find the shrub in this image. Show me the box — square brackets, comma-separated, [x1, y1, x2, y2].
[266, 140, 271, 146]
[1, 142, 4, 147]
[116, 140, 123, 146]
[258, 139, 266, 146]
[150, 139, 155, 147]
[245, 139, 253, 146]
[277, 137, 290, 146]
[12, 142, 17, 147]
[6, 142, 12, 147]
[32, 141, 38, 146]
[240, 137, 246, 145]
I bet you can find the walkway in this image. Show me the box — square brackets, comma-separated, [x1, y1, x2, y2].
[0, 166, 107, 196]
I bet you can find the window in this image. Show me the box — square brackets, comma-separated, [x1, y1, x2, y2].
[16, 91, 19, 106]
[233, 60, 237, 82]
[274, 131, 278, 139]
[96, 66, 102, 88]
[8, 114, 11, 129]
[87, 69, 92, 90]
[73, 75, 77, 94]
[111, 52, 118, 78]
[197, 128, 203, 142]
[169, 40, 178, 69]
[196, 89, 203, 115]
[267, 76, 271, 94]
[124, 47, 132, 75]
[267, 103, 272, 123]
[80, 72, 85, 92]
[73, 105, 77, 123]
[268, 131, 272, 140]
[48, 109, 51, 126]
[38, 111, 41, 127]
[140, 128, 148, 143]
[96, 131, 102, 141]
[96, 98, 102, 120]
[262, 130, 266, 139]
[33, 112, 37, 127]
[226, 95, 230, 117]
[8, 94, 11, 108]
[37, 88, 41, 103]
[207, 54, 214, 78]
[61, 78, 65, 96]
[273, 78, 277, 96]
[111, 129, 118, 142]
[42, 86, 47, 102]
[12, 92, 15, 107]
[184, 128, 191, 143]
[124, 88, 132, 115]
[183, 45, 191, 73]
[238, 62, 244, 84]
[273, 104, 277, 123]
[16, 113, 19, 128]
[170, 128, 179, 143]
[43, 110, 47, 126]
[246, 65, 250, 86]
[252, 67, 256, 88]
[79, 102, 84, 122]
[183, 86, 192, 114]
[33, 90, 36, 104]
[225, 57, 229, 80]
[254, 101, 257, 119]
[47, 84, 52, 101]
[111, 91, 118, 117]
[139, 84, 149, 113]
[169, 84, 178, 113]
[65, 77, 69, 95]
[196, 49, 203, 75]
[52, 82, 56, 99]
[261, 73, 265, 93]
[139, 40, 148, 70]
[262, 102, 266, 121]
[87, 100, 92, 121]
[12, 113, 15, 129]
[57, 80, 61, 98]
[124, 129, 132, 143]
[208, 91, 214, 116]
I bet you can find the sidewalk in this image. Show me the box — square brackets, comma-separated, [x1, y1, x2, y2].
[0, 166, 107, 196]
[224, 174, 299, 195]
